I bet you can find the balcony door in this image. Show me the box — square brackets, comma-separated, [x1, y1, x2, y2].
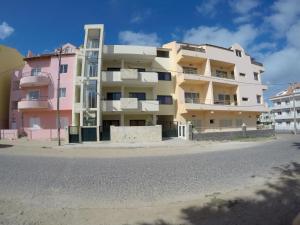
[185, 92, 200, 103]
[129, 92, 146, 100]
[28, 90, 40, 100]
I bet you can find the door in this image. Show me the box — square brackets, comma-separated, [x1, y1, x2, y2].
[81, 127, 97, 142]
[102, 120, 120, 140]
[178, 124, 186, 139]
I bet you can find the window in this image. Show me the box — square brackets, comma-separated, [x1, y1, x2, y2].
[84, 80, 97, 108]
[129, 92, 146, 100]
[130, 120, 146, 126]
[236, 119, 243, 127]
[220, 119, 232, 127]
[185, 92, 200, 103]
[107, 67, 120, 71]
[106, 92, 121, 100]
[158, 72, 171, 81]
[235, 50, 242, 57]
[216, 70, 228, 78]
[242, 97, 248, 101]
[31, 68, 41, 76]
[183, 66, 197, 74]
[29, 117, 41, 129]
[285, 100, 290, 105]
[135, 68, 146, 72]
[59, 64, 68, 73]
[157, 95, 173, 104]
[277, 111, 282, 115]
[257, 95, 261, 104]
[59, 88, 66, 97]
[28, 90, 39, 100]
[83, 111, 97, 126]
[57, 117, 69, 129]
[216, 94, 230, 105]
[210, 119, 214, 124]
[277, 102, 281, 105]
[287, 121, 291, 126]
[157, 50, 169, 58]
[87, 63, 98, 77]
[254, 72, 259, 80]
[239, 73, 246, 77]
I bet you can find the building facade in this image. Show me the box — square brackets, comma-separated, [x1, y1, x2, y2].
[0, 45, 23, 129]
[9, 44, 76, 139]
[270, 83, 300, 132]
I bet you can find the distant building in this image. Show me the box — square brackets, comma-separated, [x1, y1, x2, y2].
[270, 83, 300, 132]
[258, 111, 274, 127]
[0, 45, 23, 129]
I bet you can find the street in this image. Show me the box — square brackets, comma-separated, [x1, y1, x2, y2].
[0, 135, 300, 224]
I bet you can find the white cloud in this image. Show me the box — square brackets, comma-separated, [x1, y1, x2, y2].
[229, 0, 260, 14]
[265, 0, 300, 35]
[196, 0, 220, 17]
[118, 31, 161, 46]
[286, 21, 300, 48]
[130, 9, 152, 24]
[0, 22, 14, 40]
[183, 24, 258, 48]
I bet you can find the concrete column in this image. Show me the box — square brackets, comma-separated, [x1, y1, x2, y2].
[152, 114, 157, 125]
[120, 113, 125, 126]
[121, 59, 125, 69]
[121, 86, 125, 98]
[204, 59, 212, 76]
[185, 121, 193, 140]
[206, 81, 214, 104]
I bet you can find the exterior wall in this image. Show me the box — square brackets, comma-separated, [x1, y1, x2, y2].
[110, 125, 162, 142]
[0, 45, 24, 129]
[9, 45, 76, 139]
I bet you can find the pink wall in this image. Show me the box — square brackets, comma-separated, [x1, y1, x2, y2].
[9, 46, 76, 140]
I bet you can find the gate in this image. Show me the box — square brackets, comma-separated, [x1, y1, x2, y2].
[68, 126, 80, 143]
[81, 127, 97, 142]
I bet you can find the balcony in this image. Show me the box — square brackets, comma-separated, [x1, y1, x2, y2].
[19, 72, 50, 88]
[184, 99, 268, 112]
[101, 70, 158, 86]
[178, 73, 239, 86]
[102, 99, 159, 112]
[18, 98, 49, 110]
[103, 45, 156, 60]
[177, 45, 206, 63]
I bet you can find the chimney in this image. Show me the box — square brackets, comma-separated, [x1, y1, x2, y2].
[27, 50, 33, 57]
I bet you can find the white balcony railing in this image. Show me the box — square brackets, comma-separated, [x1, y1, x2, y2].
[102, 99, 159, 112]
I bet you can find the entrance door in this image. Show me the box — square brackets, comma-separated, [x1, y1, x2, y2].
[178, 124, 186, 139]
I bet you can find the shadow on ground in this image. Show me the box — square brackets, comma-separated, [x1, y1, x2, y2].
[134, 162, 300, 225]
[293, 143, 300, 150]
[0, 144, 13, 148]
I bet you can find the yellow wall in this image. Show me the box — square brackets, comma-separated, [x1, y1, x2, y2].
[0, 45, 23, 129]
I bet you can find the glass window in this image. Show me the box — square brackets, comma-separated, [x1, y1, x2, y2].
[28, 90, 39, 100]
[59, 64, 68, 73]
[257, 95, 261, 104]
[157, 95, 173, 104]
[235, 50, 242, 57]
[135, 68, 146, 72]
[156, 50, 169, 58]
[87, 62, 98, 77]
[239, 73, 246, 77]
[59, 88, 66, 97]
[31, 68, 41, 76]
[84, 80, 97, 108]
[185, 92, 200, 103]
[29, 117, 41, 129]
[220, 119, 232, 127]
[106, 92, 121, 100]
[183, 67, 197, 74]
[107, 67, 121, 71]
[254, 72, 259, 80]
[83, 111, 97, 126]
[129, 92, 146, 100]
[158, 72, 171, 81]
[242, 97, 248, 101]
[216, 70, 228, 78]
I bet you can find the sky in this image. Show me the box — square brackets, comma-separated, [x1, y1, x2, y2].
[0, 0, 300, 100]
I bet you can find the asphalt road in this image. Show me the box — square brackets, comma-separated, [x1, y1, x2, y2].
[0, 135, 299, 208]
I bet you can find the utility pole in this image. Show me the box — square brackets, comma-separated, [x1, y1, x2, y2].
[56, 47, 63, 146]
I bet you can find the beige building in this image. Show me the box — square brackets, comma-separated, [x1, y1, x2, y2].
[163, 41, 268, 133]
[0, 45, 23, 129]
[72, 24, 268, 141]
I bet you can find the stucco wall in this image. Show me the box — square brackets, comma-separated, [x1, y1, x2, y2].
[110, 125, 162, 142]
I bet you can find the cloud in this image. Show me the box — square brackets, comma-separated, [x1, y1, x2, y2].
[0, 22, 14, 40]
[265, 0, 300, 35]
[286, 21, 300, 48]
[229, 0, 260, 14]
[118, 31, 161, 46]
[196, 0, 220, 17]
[130, 9, 152, 24]
[183, 24, 258, 48]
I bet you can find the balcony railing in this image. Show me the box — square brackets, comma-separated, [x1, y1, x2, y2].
[18, 97, 49, 110]
[177, 45, 206, 53]
[19, 72, 51, 87]
[214, 99, 238, 105]
[102, 99, 159, 112]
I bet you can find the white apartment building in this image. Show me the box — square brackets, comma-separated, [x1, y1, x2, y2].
[270, 83, 300, 132]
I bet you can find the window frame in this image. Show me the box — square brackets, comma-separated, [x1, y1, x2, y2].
[59, 64, 68, 74]
[157, 95, 173, 105]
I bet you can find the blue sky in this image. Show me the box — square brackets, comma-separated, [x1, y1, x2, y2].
[1, 0, 300, 99]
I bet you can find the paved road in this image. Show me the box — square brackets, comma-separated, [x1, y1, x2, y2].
[0, 135, 299, 208]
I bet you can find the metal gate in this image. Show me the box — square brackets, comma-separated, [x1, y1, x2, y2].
[68, 126, 80, 143]
[81, 127, 97, 142]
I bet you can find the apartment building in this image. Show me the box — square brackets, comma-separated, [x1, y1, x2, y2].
[72, 25, 176, 141]
[163, 41, 268, 133]
[270, 83, 300, 132]
[0, 45, 23, 129]
[9, 44, 76, 139]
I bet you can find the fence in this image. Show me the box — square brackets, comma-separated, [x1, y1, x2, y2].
[0, 129, 18, 140]
[25, 128, 67, 140]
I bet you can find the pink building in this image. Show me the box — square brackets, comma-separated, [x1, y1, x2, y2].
[9, 44, 76, 140]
